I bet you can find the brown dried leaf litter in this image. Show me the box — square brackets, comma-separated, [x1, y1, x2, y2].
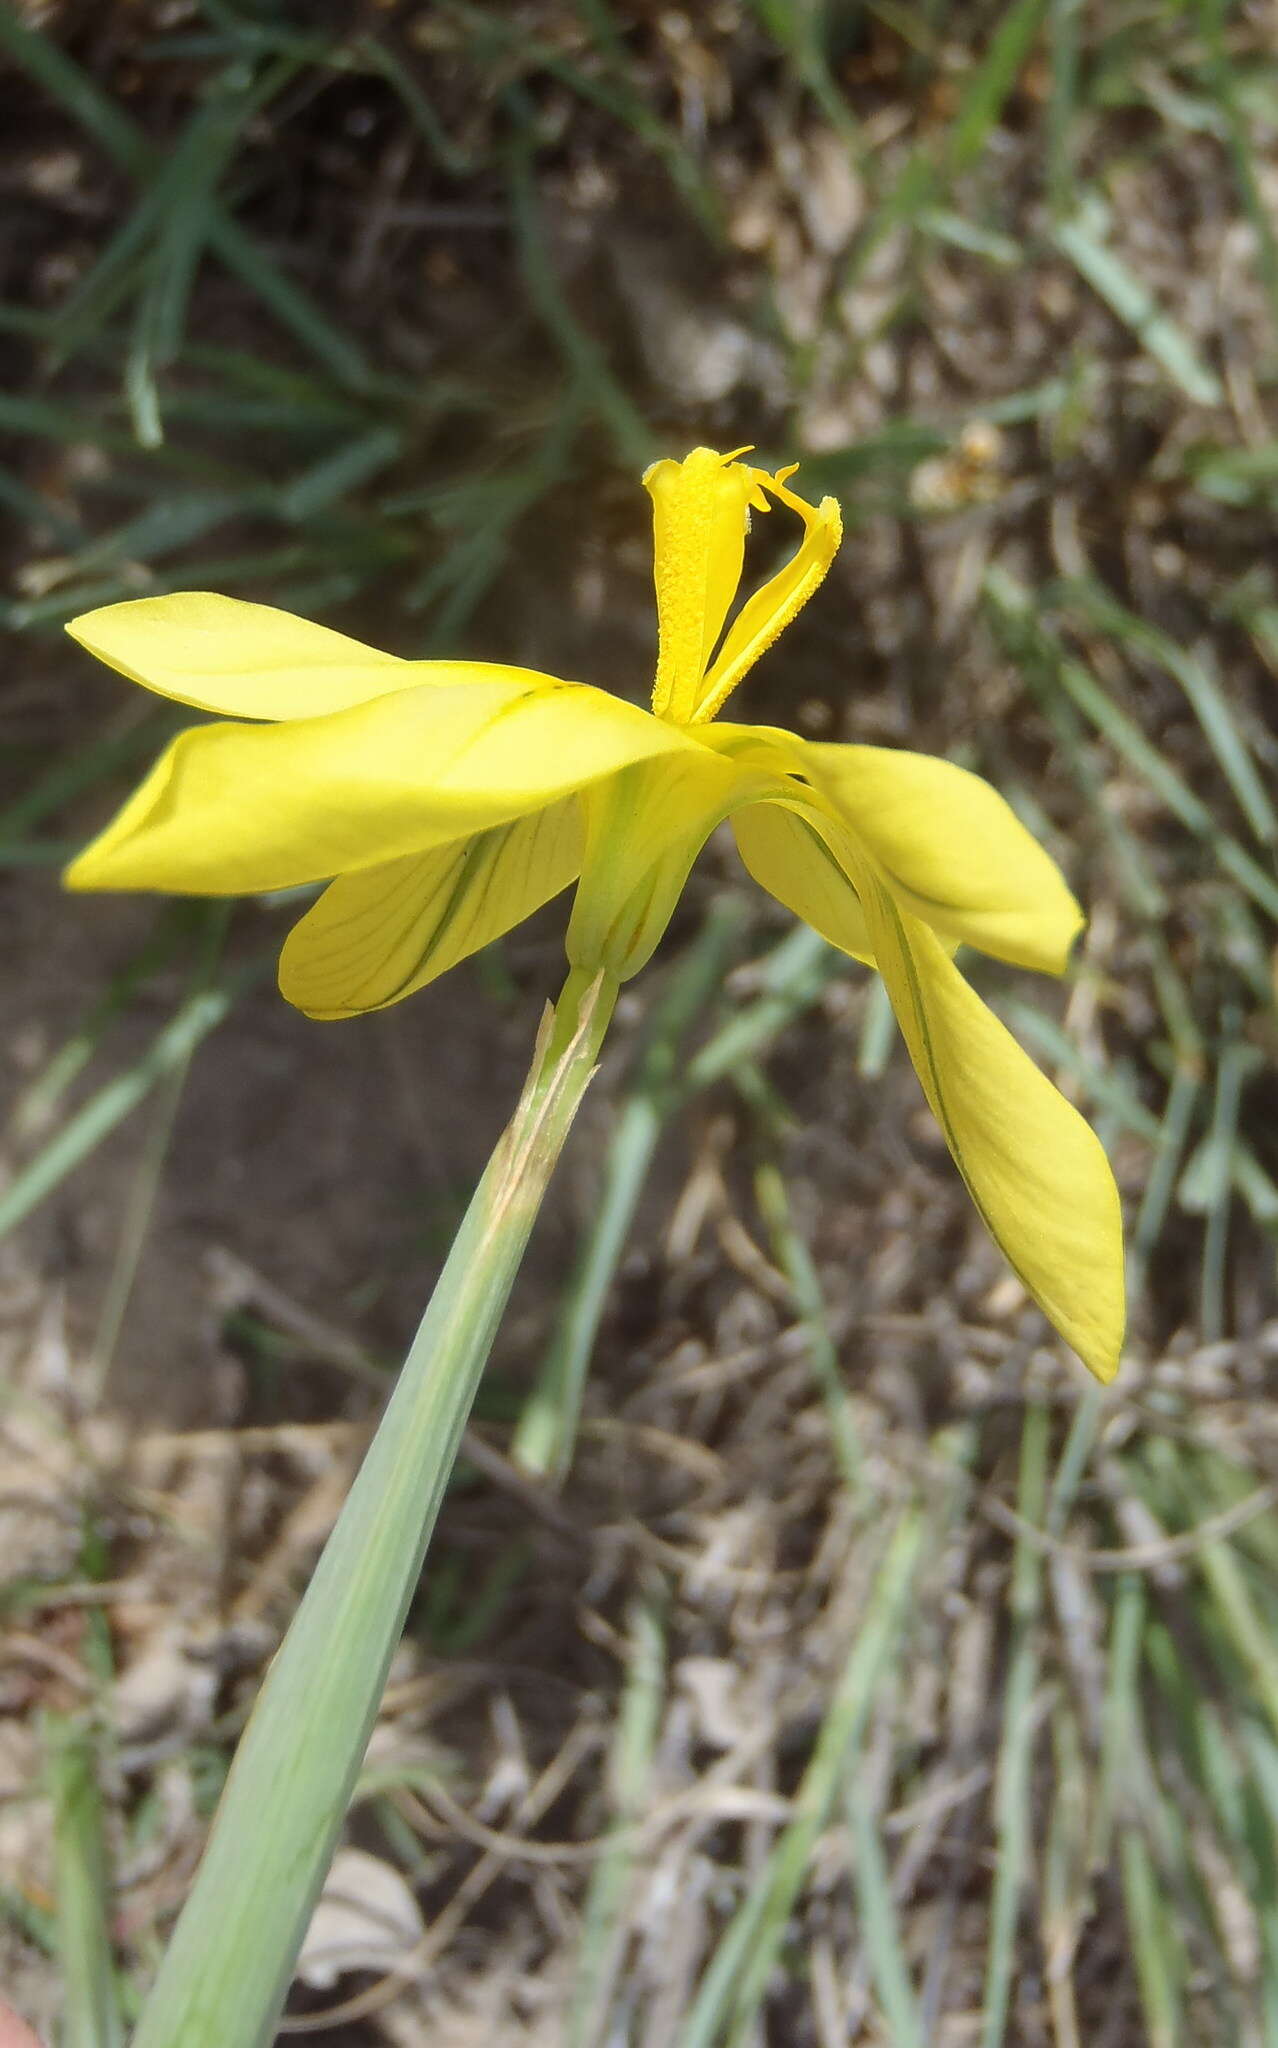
[6, 3, 1278, 2042]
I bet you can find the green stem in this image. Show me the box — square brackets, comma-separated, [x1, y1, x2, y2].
[131, 966, 618, 2048]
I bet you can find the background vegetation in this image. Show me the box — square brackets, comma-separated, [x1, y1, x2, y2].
[3, 1, 1278, 2041]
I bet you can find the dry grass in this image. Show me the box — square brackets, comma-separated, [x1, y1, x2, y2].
[4, 1, 1278, 2041]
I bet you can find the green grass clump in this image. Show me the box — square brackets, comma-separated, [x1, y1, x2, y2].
[5, 1, 1278, 2039]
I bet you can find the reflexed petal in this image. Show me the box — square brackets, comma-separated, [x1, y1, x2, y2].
[803, 742, 1082, 973]
[67, 593, 555, 721]
[695, 472, 841, 723]
[66, 678, 697, 897]
[279, 800, 582, 1018]
[732, 802, 874, 963]
[859, 864, 1125, 1380]
[568, 749, 751, 978]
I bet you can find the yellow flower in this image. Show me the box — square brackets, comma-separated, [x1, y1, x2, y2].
[65, 446, 1124, 1379]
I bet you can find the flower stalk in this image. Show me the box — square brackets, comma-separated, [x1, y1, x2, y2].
[130, 967, 617, 2048]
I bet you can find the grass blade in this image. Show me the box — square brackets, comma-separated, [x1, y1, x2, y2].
[568, 1587, 667, 2048]
[0, 13, 371, 390]
[1053, 193, 1223, 405]
[679, 1503, 927, 2048]
[0, 962, 262, 1242]
[1063, 579, 1277, 845]
[753, 1154, 864, 1495]
[1193, 0, 1278, 341]
[0, 9, 148, 173]
[950, 0, 1049, 172]
[46, 1714, 124, 2048]
[1121, 1828, 1184, 2048]
[980, 1402, 1049, 2048]
[125, 62, 302, 444]
[505, 119, 651, 469]
[985, 567, 1278, 921]
[1129, 1061, 1202, 1292]
[847, 1785, 925, 2048]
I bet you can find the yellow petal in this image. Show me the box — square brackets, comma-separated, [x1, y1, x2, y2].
[695, 470, 841, 723]
[67, 593, 551, 721]
[859, 865, 1125, 1380]
[803, 743, 1082, 972]
[567, 748, 748, 978]
[66, 677, 695, 897]
[645, 450, 761, 726]
[732, 802, 874, 963]
[279, 799, 582, 1019]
